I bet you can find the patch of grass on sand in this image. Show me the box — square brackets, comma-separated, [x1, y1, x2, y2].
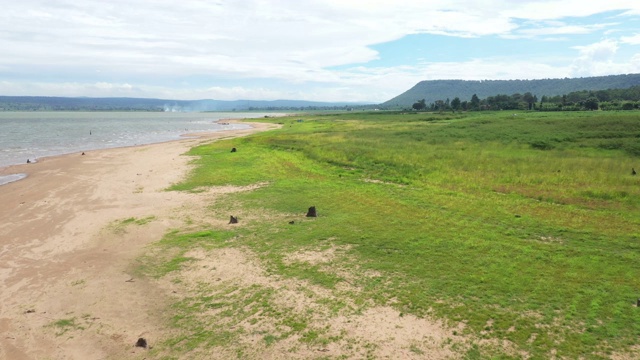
[135, 229, 236, 278]
[47, 317, 85, 337]
[108, 215, 156, 235]
[149, 111, 640, 359]
[70, 279, 85, 287]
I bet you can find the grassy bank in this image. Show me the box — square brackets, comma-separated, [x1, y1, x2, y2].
[143, 110, 640, 359]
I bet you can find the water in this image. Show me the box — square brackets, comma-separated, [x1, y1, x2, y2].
[0, 111, 274, 185]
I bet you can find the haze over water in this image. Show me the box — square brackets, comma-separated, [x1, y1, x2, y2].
[0, 111, 273, 185]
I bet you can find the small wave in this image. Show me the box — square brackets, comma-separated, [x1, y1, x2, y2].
[0, 173, 27, 186]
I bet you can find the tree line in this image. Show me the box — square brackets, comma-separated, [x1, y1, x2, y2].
[383, 74, 640, 108]
[411, 85, 640, 112]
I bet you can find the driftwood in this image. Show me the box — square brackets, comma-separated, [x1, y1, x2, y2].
[229, 215, 238, 224]
[306, 206, 317, 217]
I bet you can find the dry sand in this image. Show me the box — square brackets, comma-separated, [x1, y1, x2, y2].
[0, 122, 278, 359]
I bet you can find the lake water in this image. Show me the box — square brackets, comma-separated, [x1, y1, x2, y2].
[0, 111, 274, 185]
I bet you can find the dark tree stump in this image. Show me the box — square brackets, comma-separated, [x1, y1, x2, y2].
[135, 338, 147, 348]
[231, 147, 237, 153]
[229, 215, 238, 224]
[306, 206, 317, 217]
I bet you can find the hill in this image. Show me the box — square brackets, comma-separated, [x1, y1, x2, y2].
[0, 96, 369, 112]
[381, 74, 640, 108]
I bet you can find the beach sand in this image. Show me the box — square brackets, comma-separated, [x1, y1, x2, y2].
[0, 121, 278, 359]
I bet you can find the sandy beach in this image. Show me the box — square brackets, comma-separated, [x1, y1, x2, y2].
[0, 121, 279, 359]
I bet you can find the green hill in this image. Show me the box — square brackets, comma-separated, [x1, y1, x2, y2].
[381, 74, 640, 108]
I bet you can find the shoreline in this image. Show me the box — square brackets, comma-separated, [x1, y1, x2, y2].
[0, 111, 286, 173]
[0, 120, 279, 359]
[0, 120, 252, 186]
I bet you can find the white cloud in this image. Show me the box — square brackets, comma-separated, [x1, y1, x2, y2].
[568, 39, 638, 76]
[500, 0, 640, 20]
[516, 23, 617, 37]
[416, 59, 569, 81]
[0, 81, 138, 98]
[620, 9, 640, 16]
[1, 0, 640, 101]
[631, 54, 640, 71]
[573, 39, 619, 61]
[94, 82, 133, 91]
[621, 33, 640, 44]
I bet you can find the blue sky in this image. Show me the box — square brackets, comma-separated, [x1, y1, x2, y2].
[1, 1, 640, 103]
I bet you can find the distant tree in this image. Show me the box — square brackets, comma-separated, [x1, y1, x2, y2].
[622, 102, 635, 110]
[567, 91, 583, 104]
[584, 97, 599, 110]
[488, 94, 517, 110]
[523, 92, 535, 110]
[470, 94, 480, 110]
[451, 97, 461, 111]
[412, 99, 426, 111]
[461, 100, 469, 111]
[595, 90, 611, 102]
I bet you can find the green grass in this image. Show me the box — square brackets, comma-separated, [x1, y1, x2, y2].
[47, 317, 85, 336]
[152, 110, 640, 358]
[135, 229, 237, 278]
[108, 215, 156, 234]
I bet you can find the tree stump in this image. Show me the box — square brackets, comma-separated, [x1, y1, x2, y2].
[135, 338, 147, 348]
[229, 215, 238, 224]
[306, 206, 317, 217]
[231, 147, 237, 153]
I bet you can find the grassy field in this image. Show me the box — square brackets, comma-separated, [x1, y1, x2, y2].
[141, 110, 640, 359]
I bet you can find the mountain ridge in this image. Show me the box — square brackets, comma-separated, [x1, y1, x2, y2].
[381, 74, 640, 108]
[0, 96, 371, 112]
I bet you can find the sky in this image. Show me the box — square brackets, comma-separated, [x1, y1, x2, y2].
[1, 1, 640, 103]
